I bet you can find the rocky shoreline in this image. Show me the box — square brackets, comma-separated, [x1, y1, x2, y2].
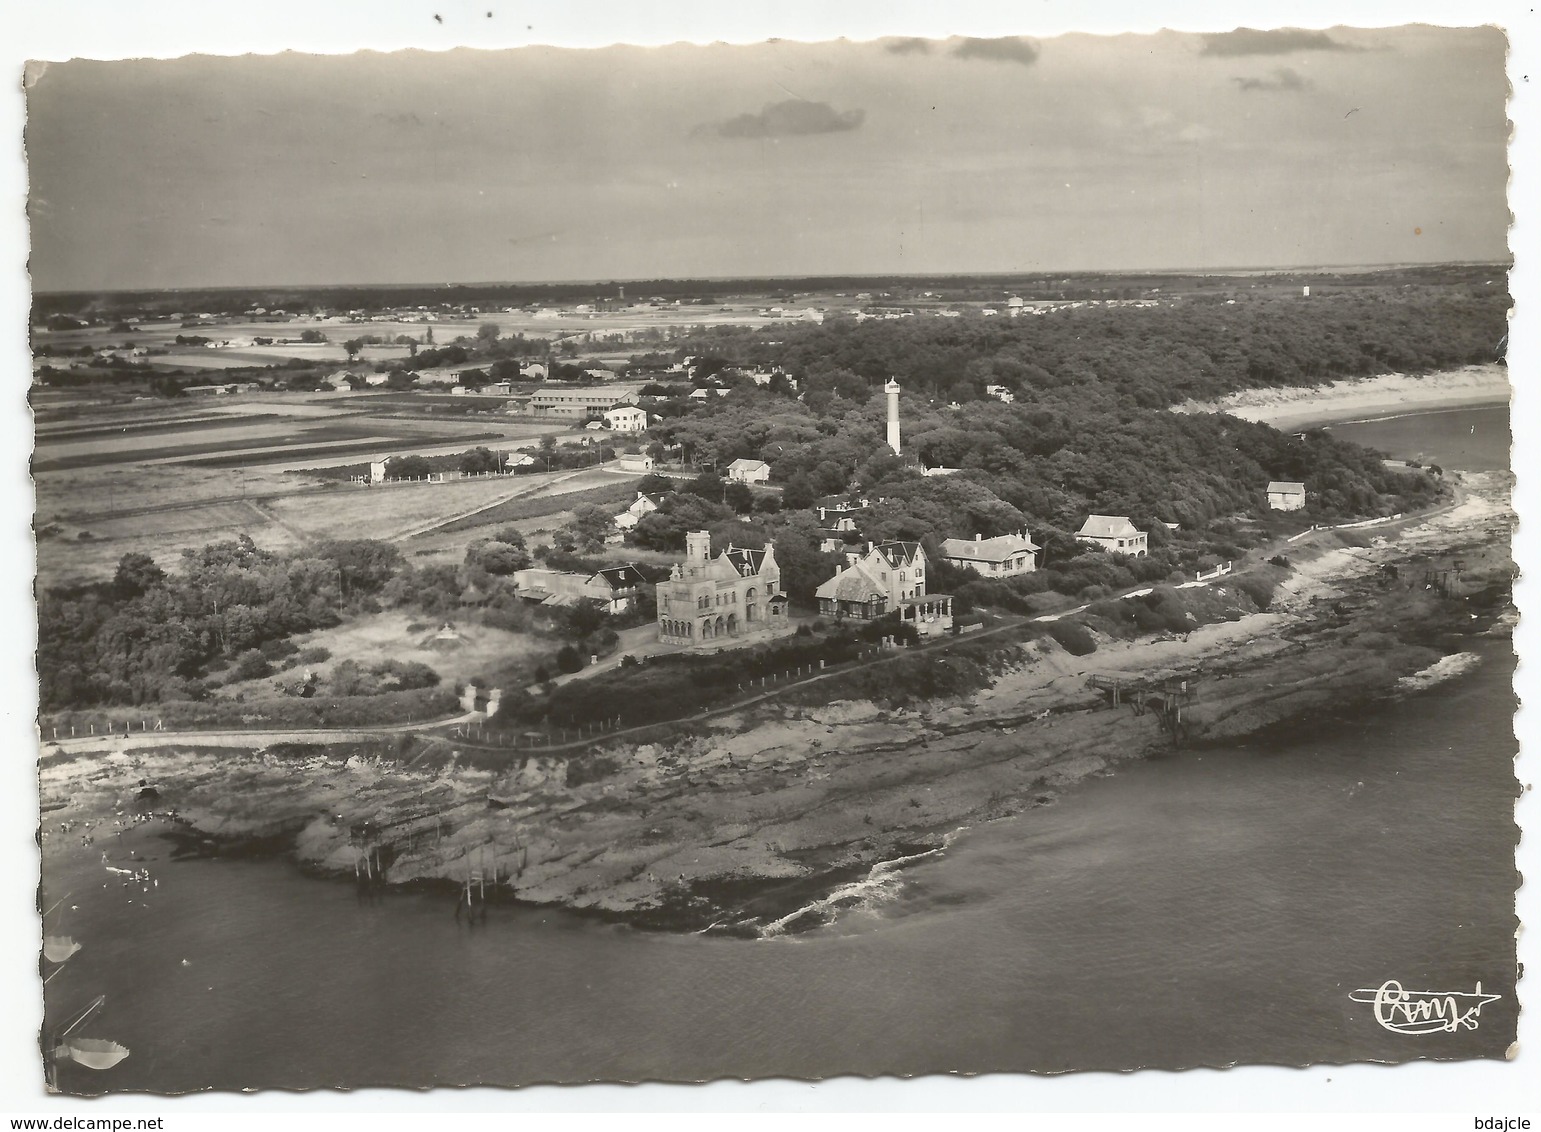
[38, 471, 1514, 935]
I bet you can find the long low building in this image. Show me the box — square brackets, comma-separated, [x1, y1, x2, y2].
[513, 565, 647, 614]
[528, 384, 644, 419]
[939, 530, 1039, 577]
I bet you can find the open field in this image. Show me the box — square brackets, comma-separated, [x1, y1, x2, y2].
[206, 611, 552, 701]
[260, 472, 579, 543]
[37, 412, 285, 443]
[431, 478, 639, 537]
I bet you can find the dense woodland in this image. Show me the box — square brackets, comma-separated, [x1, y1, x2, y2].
[37, 284, 1504, 714]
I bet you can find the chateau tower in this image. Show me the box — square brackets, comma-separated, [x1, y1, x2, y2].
[885, 379, 901, 455]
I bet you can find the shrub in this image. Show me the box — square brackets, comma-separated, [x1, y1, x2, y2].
[1047, 620, 1098, 656]
[533, 664, 552, 685]
[619, 654, 640, 668]
[372, 659, 440, 690]
[259, 637, 299, 662]
[229, 649, 274, 681]
[555, 646, 583, 675]
[1234, 573, 1281, 611]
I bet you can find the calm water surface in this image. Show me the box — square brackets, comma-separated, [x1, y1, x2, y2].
[40, 407, 1518, 1091]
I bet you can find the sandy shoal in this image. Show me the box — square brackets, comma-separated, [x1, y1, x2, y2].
[1171, 364, 1510, 430]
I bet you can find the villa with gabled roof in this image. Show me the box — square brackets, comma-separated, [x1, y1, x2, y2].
[655, 530, 788, 647]
[815, 541, 953, 637]
[1076, 515, 1148, 557]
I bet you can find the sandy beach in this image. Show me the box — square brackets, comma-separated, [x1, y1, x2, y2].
[1171, 363, 1510, 430]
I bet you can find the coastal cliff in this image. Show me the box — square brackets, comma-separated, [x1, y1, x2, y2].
[39, 472, 1513, 934]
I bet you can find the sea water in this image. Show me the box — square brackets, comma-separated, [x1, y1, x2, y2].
[40, 407, 1518, 1091]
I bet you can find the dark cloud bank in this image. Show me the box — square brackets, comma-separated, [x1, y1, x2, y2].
[1202, 27, 1356, 56]
[697, 99, 865, 139]
[883, 35, 1040, 66]
[1234, 66, 1312, 92]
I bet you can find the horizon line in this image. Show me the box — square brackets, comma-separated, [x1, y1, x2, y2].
[34, 258, 1513, 298]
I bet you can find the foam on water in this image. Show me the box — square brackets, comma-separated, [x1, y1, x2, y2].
[1396, 651, 1482, 694]
[758, 832, 966, 938]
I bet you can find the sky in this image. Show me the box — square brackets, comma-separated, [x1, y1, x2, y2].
[25, 23, 1512, 290]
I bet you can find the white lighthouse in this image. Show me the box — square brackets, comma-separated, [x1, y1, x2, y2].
[885, 379, 901, 455]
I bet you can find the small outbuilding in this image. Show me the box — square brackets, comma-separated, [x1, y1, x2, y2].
[726, 458, 771, 484]
[1267, 481, 1307, 511]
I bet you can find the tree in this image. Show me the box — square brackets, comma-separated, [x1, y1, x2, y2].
[299, 329, 328, 344]
[555, 645, 583, 674]
[113, 552, 166, 598]
[459, 369, 489, 390]
[313, 539, 404, 596]
[344, 338, 364, 362]
[566, 602, 608, 639]
[391, 455, 432, 480]
[468, 540, 528, 576]
[684, 471, 724, 503]
[559, 504, 614, 554]
[459, 446, 502, 474]
[490, 526, 527, 549]
[478, 322, 502, 343]
[724, 481, 755, 514]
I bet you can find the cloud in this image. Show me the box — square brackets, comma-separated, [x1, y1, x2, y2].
[697, 99, 865, 139]
[1234, 67, 1312, 92]
[951, 36, 1040, 66]
[885, 37, 933, 56]
[1201, 28, 1356, 56]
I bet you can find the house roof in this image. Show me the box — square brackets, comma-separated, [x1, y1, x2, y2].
[724, 545, 772, 576]
[871, 541, 923, 568]
[593, 565, 648, 590]
[1077, 515, 1141, 539]
[815, 560, 890, 602]
[727, 458, 769, 472]
[1267, 481, 1306, 494]
[940, 533, 1040, 561]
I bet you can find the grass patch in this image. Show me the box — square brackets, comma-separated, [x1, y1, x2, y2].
[434, 481, 638, 535]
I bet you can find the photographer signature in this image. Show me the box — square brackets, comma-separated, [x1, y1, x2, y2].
[1349, 980, 1500, 1034]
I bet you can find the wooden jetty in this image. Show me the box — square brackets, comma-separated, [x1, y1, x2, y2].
[1087, 673, 1200, 743]
[350, 807, 450, 888]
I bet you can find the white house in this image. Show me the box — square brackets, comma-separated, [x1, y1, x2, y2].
[1267, 481, 1307, 511]
[726, 458, 771, 484]
[604, 405, 649, 432]
[615, 491, 666, 531]
[985, 385, 1016, 404]
[1076, 515, 1148, 557]
[939, 531, 1039, 577]
[814, 541, 953, 637]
